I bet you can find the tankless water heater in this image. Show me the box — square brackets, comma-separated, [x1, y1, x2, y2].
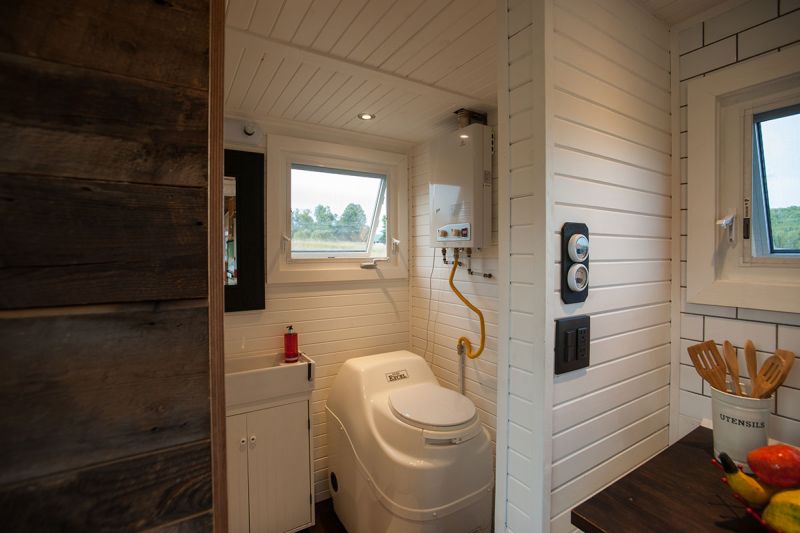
[429, 122, 492, 250]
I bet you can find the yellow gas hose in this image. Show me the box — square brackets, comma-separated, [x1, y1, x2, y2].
[448, 250, 485, 359]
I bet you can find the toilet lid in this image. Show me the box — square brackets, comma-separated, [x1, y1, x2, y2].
[389, 383, 476, 428]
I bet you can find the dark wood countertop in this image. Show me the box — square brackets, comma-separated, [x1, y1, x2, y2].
[571, 427, 764, 532]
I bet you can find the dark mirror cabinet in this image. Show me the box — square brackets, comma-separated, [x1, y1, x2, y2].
[224, 149, 265, 312]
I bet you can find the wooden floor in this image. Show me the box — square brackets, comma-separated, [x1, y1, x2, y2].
[304, 498, 347, 533]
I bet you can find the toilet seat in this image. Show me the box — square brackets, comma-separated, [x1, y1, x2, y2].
[388, 383, 477, 430]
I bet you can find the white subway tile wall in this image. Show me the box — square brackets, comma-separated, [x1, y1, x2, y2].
[678, 36, 736, 80]
[738, 9, 800, 59]
[782, 0, 800, 14]
[677, 0, 800, 444]
[703, 0, 775, 45]
[677, 23, 702, 54]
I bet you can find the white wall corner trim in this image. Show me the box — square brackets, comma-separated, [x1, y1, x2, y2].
[494, 0, 511, 530]
[669, 27, 683, 446]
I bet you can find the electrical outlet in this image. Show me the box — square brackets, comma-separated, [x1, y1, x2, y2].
[577, 327, 589, 359]
[554, 315, 590, 374]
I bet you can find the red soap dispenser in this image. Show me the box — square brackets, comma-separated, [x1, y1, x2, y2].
[284, 325, 299, 363]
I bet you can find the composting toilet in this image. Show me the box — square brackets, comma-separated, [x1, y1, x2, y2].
[326, 350, 493, 533]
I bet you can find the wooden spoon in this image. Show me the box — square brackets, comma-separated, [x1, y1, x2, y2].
[744, 340, 758, 396]
[723, 340, 742, 396]
[687, 340, 728, 392]
[751, 355, 786, 399]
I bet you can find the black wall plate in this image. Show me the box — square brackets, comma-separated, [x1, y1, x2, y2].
[555, 315, 590, 374]
[561, 222, 589, 304]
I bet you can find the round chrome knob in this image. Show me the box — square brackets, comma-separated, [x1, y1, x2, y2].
[567, 263, 589, 292]
[568, 234, 589, 262]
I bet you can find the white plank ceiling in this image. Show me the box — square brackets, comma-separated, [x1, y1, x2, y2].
[224, 0, 497, 143]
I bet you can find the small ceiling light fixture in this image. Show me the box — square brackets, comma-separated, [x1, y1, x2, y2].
[459, 133, 470, 139]
[358, 112, 376, 120]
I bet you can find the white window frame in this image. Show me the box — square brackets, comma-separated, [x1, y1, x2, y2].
[687, 45, 800, 313]
[266, 134, 408, 284]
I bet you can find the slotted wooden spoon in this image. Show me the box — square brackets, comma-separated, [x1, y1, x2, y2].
[751, 355, 786, 399]
[687, 340, 728, 392]
[774, 348, 795, 387]
[723, 340, 742, 396]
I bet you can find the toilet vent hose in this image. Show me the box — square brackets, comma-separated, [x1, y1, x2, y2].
[449, 248, 485, 359]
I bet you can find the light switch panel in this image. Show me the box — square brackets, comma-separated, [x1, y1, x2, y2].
[555, 315, 590, 374]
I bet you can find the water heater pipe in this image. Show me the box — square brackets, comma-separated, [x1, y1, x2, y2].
[448, 248, 485, 359]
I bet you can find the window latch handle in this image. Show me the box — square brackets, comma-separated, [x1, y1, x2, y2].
[391, 238, 401, 255]
[716, 212, 736, 243]
[281, 233, 291, 252]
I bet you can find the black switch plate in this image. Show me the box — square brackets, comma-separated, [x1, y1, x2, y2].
[555, 315, 590, 375]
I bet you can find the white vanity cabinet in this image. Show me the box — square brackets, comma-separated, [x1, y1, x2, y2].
[225, 354, 315, 533]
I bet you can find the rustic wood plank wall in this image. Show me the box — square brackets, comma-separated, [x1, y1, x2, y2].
[0, 1, 218, 530]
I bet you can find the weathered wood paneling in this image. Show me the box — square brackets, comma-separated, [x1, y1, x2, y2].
[0, 0, 215, 528]
[0, 0, 209, 90]
[0, 441, 212, 533]
[0, 308, 210, 485]
[0, 174, 208, 308]
[0, 52, 207, 188]
[147, 512, 214, 532]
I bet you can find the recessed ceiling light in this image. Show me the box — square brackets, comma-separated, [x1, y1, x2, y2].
[358, 113, 376, 120]
[459, 134, 470, 139]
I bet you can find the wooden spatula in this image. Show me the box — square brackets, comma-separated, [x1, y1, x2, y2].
[751, 355, 786, 399]
[687, 340, 728, 392]
[744, 340, 758, 389]
[723, 340, 742, 396]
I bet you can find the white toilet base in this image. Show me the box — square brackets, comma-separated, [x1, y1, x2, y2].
[329, 421, 492, 533]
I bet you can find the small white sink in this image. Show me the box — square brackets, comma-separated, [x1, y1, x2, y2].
[225, 353, 315, 409]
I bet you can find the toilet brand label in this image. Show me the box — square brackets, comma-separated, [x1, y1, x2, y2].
[386, 369, 409, 382]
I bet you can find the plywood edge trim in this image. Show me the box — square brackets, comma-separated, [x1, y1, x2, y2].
[209, 0, 228, 530]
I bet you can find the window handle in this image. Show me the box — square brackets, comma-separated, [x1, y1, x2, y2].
[391, 238, 401, 255]
[717, 212, 736, 243]
[281, 233, 291, 252]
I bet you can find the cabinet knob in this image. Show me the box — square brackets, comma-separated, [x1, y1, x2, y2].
[249, 435, 256, 444]
[239, 438, 246, 446]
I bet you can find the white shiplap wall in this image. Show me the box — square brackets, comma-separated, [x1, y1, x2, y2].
[676, 0, 800, 443]
[224, 281, 410, 500]
[548, 1, 673, 531]
[408, 138, 499, 444]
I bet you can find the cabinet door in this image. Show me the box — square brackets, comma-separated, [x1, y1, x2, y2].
[247, 401, 311, 533]
[226, 414, 251, 533]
